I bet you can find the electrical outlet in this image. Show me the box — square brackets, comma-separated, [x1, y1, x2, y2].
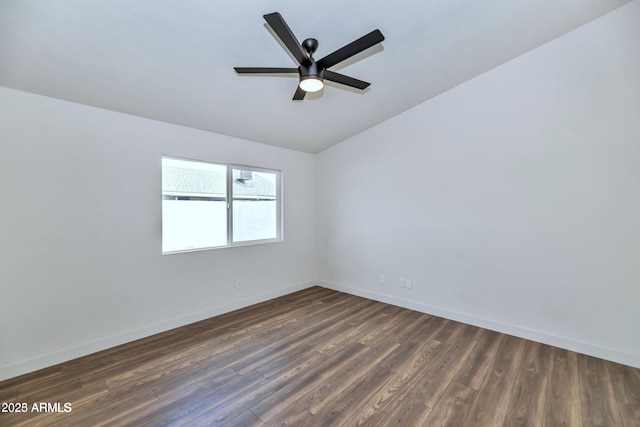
[405, 278, 412, 289]
[379, 274, 386, 284]
[400, 278, 405, 288]
[236, 279, 243, 289]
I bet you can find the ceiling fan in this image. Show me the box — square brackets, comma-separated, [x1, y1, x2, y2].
[234, 12, 385, 100]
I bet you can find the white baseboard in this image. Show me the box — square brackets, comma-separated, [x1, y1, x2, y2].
[4, 279, 636, 382]
[0, 281, 316, 382]
[318, 280, 640, 369]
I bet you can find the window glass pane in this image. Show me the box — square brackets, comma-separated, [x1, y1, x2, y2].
[232, 168, 278, 243]
[162, 158, 227, 252]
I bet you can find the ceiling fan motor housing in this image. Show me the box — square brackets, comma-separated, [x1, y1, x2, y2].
[299, 59, 323, 81]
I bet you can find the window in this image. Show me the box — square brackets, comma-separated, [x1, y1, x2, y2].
[162, 156, 282, 253]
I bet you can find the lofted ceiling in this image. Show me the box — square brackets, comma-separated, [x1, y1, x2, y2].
[0, 0, 631, 153]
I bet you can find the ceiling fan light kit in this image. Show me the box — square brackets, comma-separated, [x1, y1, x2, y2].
[234, 12, 384, 100]
[299, 76, 323, 92]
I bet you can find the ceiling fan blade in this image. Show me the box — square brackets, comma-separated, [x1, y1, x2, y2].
[263, 12, 308, 65]
[292, 86, 306, 100]
[234, 67, 298, 74]
[317, 29, 385, 69]
[324, 70, 370, 90]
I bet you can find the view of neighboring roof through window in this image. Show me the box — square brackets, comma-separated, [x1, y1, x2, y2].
[162, 156, 281, 253]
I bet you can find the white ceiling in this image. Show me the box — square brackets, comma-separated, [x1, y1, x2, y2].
[0, 0, 631, 153]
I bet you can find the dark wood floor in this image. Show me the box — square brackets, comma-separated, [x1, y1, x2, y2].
[1, 287, 639, 426]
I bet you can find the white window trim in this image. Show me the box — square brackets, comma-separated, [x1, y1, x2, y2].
[162, 155, 283, 254]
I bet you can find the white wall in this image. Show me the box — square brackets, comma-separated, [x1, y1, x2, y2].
[317, 1, 640, 368]
[0, 87, 317, 380]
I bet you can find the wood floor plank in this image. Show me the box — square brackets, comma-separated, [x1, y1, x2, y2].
[355, 306, 406, 346]
[0, 365, 62, 390]
[228, 296, 375, 375]
[578, 353, 624, 427]
[545, 347, 582, 426]
[606, 361, 640, 426]
[151, 365, 239, 400]
[0, 384, 18, 401]
[341, 317, 449, 425]
[116, 369, 268, 427]
[502, 340, 550, 426]
[364, 321, 475, 426]
[299, 340, 401, 417]
[452, 328, 504, 390]
[461, 333, 526, 426]
[420, 324, 481, 410]
[297, 311, 430, 419]
[305, 316, 454, 427]
[420, 381, 477, 427]
[249, 341, 370, 422]
[316, 303, 399, 356]
[218, 410, 264, 427]
[1, 286, 639, 427]
[255, 402, 312, 426]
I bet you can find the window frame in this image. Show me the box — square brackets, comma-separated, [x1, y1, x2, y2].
[162, 155, 283, 254]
